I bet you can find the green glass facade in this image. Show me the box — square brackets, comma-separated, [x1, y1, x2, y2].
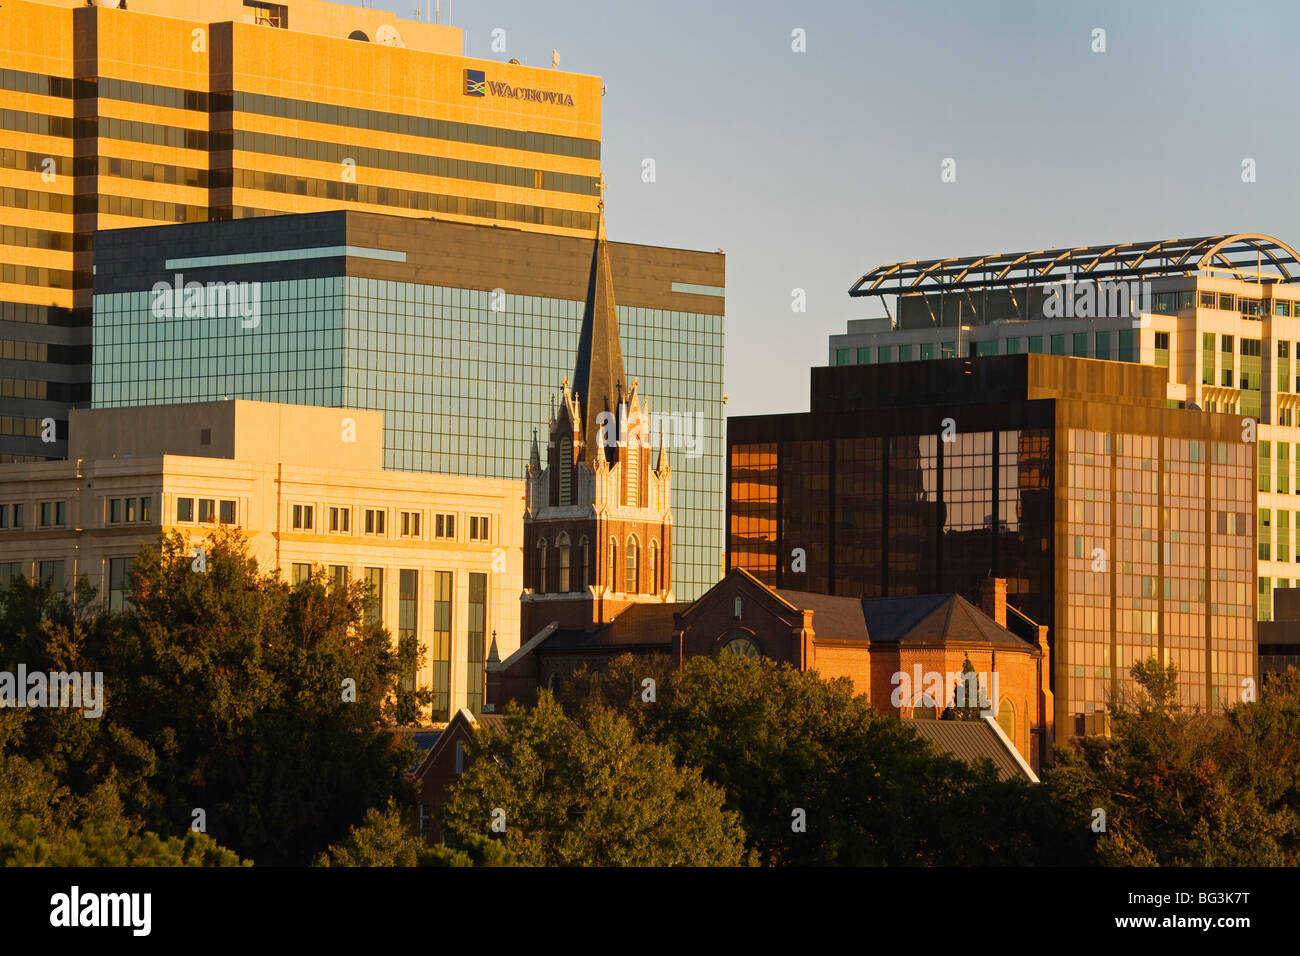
[91, 211, 725, 601]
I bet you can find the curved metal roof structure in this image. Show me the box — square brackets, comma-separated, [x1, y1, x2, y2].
[848, 233, 1300, 298]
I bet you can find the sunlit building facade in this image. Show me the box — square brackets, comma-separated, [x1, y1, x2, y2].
[1, 0, 602, 461]
[728, 355, 1255, 736]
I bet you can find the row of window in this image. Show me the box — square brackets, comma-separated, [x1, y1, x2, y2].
[0, 500, 63, 529]
[288, 504, 491, 543]
[106, 496, 153, 524]
[534, 533, 663, 595]
[836, 330, 1140, 366]
[176, 497, 236, 524]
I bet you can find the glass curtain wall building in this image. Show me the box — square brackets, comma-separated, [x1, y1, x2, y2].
[92, 210, 725, 600]
[729, 355, 1255, 737]
[829, 234, 1300, 624]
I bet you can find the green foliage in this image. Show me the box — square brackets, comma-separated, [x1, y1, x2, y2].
[0, 530, 418, 866]
[441, 692, 748, 866]
[1044, 656, 1294, 866]
[940, 654, 985, 721]
[578, 652, 1087, 866]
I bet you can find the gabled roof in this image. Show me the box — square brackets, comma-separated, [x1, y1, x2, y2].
[773, 589, 868, 640]
[904, 715, 1038, 783]
[858, 593, 1030, 648]
[538, 602, 687, 653]
[411, 708, 506, 783]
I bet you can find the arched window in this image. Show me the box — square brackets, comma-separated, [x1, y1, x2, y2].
[648, 540, 659, 593]
[578, 536, 589, 592]
[608, 538, 617, 590]
[734, 596, 743, 619]
[913, 694, 939, 719]
[557, 533, 571, 592]
[536, 539, 547, 594]
[625, 536, 639, 593]
[998, 699, 1016, 746]
[559, 436, 573, 506]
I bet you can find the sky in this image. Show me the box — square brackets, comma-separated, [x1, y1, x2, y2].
[351, 0, 1300, 416]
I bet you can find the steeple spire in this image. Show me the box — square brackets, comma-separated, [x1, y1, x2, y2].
[571, 192, 625, 467]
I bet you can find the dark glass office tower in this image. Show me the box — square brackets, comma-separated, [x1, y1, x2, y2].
[729, 354, 1255, 736]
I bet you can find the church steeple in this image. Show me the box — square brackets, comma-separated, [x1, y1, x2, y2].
[571, 205, 625, 467]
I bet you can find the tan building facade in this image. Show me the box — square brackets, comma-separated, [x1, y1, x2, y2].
[0, 399, 524, 721]
[1, 0, 602, 460]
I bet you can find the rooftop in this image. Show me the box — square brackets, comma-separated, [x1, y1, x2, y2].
[849, 233, 1300, 298]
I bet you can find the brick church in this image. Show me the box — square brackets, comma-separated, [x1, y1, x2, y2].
[486, 214, 1055, 771]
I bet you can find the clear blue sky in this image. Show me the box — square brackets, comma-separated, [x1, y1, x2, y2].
[352, 0, 1300, 416]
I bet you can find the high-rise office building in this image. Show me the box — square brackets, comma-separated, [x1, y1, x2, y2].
[92, 210, 726, 600]
[728, 354, 1256, 737]
[829, 234, 1300, 622]
[1, 0, 602, 461]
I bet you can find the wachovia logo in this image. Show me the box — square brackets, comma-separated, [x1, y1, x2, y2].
[50, 886, 151, 936]
[463, 67, 574, 106]
[151, 272, 261, 328]
[0, 665, 103, 718]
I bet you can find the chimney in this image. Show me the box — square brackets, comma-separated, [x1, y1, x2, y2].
[980, 577, 1007, 628]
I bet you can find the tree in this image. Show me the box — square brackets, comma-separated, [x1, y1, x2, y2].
[1045, 656, 1291, 866]
[941, 654, 986, 721]
[588, 652, 1084, 866]
[441, 692, 748, 866]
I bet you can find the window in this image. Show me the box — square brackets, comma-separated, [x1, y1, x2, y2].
[0, 562, 22, 588]
[109, 498, 122, 523]
[108, 557, 130, 612]
[536, 540, 547, 593]
[578, 537, 589, 592]
[1155, 293, 1175, 314]
[1118, 329, 1135, 362]
[365, 508, 385, 534]
[1094, 332, 1110, 360]
[1222, 334, 1234, 353]
[624, 437, 642, 507]
[1260, 509, 1272, 560]
[920, 343, 935, 360]
[1260, 441, 1271, 492]
[1202, 332, 1215, 384]
[329, 507, 350, 533]
[1260, 577, 1272, 622]
[177, 497, 194, 522]
[363, 567, 383, 626]
[1199, 290, 1215, 308]
[434, 513, 455, 539]
[1050, 334, 1065, 355]
[734, 596, 743, 619]
[38, 560, 64, 591]
[557, 533, 571, 592]
[877, 346, 892, 364]
[856, 347, 871, 364]
[1072, 332, 1088, 357]
[559, 435, 573, 505]
[835, 348, 850, 366]
[126, 498, 137, 522]
[400, 511, 421, 537]
[199, 499, 215, 523]
[1154, 332, 1169, 350]
[466, 572, 487, 715]
[649, 540, 660, 593]
[1281, 512, 1291, 563]
[139, 496, 151, 523]
[291, 563, 312, 585]
[1005, 337, 1022, 355]
[432, 571, 452, 721]
[941, 341, 956, 359]
[219, 500, 235, 524]
[625, 537, 639, 593]
[329, 565, 349, 591]
[1028, 336, 1044, 354]
[39, 501, 65, 527]
[608, 538, 617, 589]
[291, 504, 313, 530]
[1219, 293, 1235, 311]
[398, 569, 419, 720]
[1277, 301, 1292, 317]
[469, 516, 490, 541]
[455, 739, 465, 775]
[898, 344, 913, 362]
[1281, 444, 1290, 495]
